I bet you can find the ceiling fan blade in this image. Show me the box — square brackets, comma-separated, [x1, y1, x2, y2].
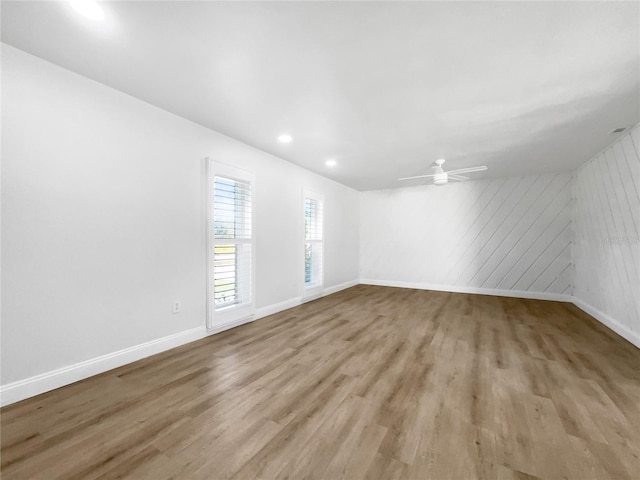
[448, 174, 469, 181]
[446, 166, 488, 175]
[397, 174, 436, 181]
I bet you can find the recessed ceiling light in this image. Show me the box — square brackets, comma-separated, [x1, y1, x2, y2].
[69, 0, 104, 21]
[325, 159, 337, 167]
[278, 134, 293, 143]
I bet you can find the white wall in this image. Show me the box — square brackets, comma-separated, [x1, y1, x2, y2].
[573, 125, 640, 345]
[360, 173, 574, 299]
[0, 45, 359, 398]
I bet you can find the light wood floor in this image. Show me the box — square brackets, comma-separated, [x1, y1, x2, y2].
[2, 285, 640, 479]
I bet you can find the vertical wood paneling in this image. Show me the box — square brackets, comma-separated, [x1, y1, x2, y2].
[574, 125, 640, 338]
[360, 173, 574, 296]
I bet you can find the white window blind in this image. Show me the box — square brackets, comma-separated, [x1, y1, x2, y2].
[208, 161, 254, 327]
[303, 191, 324, 298]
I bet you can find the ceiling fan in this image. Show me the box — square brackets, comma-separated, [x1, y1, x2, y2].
[398, 159, 488, 186]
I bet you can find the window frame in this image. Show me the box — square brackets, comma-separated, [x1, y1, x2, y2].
[207, 160, 255, 329]
[302, 189, 324, 300]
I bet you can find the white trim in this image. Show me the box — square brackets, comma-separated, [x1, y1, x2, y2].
[0, 279, 359, 407]
[206, 157, 214, 329]
[359, 278, 572, 302]
[206, 314, 256, 335]
[303, 279, 359, 304]
[322, 279, 359, 296]
[207, 159, 256, 329]
[258, 280, 360, 313]
[0, 326, 208, 407]
[255, 297, 302, 319]
[572, 298, 640, 349]
[301, 292, 322, 303]
[302, 189, 325, 300]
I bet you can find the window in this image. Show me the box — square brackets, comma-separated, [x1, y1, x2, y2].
[208, 161, 254, 327]
[303, 190, 324, 298]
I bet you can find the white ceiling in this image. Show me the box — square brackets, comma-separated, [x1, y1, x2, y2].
[2, 1, 639, 191]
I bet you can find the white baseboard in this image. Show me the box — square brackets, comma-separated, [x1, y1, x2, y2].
[0, 279, 359, 407]
[359, 278, 572, 302]
[572, 298, 640, 349]
[323, 279, 359, 296]
[206, 314, 258, 335]
[256, 279, 359, 314]
[255, 297, 302, 319]
[0, 326, 208, 407]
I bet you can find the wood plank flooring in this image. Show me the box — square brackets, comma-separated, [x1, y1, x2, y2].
[2, 285, 639, 479]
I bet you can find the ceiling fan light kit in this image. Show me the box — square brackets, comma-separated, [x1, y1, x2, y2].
[433, 173, 448, 186]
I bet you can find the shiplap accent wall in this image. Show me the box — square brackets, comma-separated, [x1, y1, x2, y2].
[574, 125, 640, 344]
[360, 173, 573, 299]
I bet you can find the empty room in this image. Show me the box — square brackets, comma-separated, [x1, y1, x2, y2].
[1, 1, 639, 479]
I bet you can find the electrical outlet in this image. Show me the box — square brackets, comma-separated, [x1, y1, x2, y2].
[172, 299, 181, 314]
